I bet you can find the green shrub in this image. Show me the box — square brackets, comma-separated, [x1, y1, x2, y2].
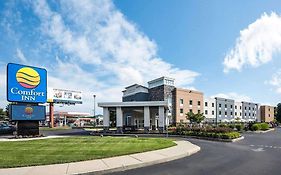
[251, 123, 261, 131]
[235, 124, 244, 131]
[228, 124, 235, 129]
[182, 130, 240, 139]
[260, 123, 269, 131]
[219, 123, 227, 127]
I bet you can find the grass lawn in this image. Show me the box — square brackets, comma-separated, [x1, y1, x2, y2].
[39, 126, 72, 131]
[0, 136, 175, 168]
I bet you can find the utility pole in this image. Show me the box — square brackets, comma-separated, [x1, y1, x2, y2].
[93, 94, 96, 117]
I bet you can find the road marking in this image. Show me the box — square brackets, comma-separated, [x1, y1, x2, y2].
[249, 145, 281, 150]
[252, 148, 264, 152]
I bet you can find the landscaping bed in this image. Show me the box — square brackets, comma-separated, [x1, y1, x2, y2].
[169, 126, 241, 140]
[0, 136, 175, 168]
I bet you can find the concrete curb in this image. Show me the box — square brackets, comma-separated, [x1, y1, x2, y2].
[0, 140, 200, 175]
[173, 135, 244, 142]
[253, 128, 275, 133]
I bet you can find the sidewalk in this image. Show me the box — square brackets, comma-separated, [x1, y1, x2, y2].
[0, 140, 200, 175]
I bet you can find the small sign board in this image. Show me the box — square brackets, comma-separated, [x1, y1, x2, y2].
[47, 88, 82, 104]
[7, 63, 47, 103]
[10, 104, 46, 121]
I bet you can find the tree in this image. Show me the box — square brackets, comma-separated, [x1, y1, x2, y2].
[276, 103, 281, 123]
[0, 108, 8, 121]
[186, 112, 205, 124]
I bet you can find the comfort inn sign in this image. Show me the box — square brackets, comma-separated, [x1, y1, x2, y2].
[7, 63, 47, 103]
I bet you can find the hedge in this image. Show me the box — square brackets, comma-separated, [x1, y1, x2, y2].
[183, 131, 240, 139]
[251, 123, 269, 131]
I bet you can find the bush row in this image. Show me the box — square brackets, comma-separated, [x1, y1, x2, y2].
[251, 123, 269, 131]
[170, 126, 234, 135]
[168, 126, 241, 139]
[183, 131, 241, 139]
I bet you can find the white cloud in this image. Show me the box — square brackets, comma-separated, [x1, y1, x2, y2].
[211, 92, 252, 102]
[266, 69, 281, 94]
[223, 12, 281, 72]
[16, 48, 27, 63]
[23, 0, 200, 114]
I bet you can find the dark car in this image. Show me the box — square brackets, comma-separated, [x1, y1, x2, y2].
[0, 123, 16, 135]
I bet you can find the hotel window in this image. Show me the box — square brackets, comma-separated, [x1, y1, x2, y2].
[235, 105, 237, 109]
[249, 107, 251, 110]
[245, 113, 247, 116]
[180, 99, 183, 105]
[198, 101, 201, 106]
[212, 103, 214, 107]
[240, 112, 242, 116]
[180, 109, 183, 114]
[269, 108, 271, 111]
[245, 107, 246, 110]
[189, 109, 193, 113]
[240, 106, 242, 110]
[205, 102, 208, 107]
[269, 114, 271, 117]
[212, 111, 214, 115]
[225, 104, 227, 108]
[235, 112, 237, 116]
[225, 111, 227, 115]
[231, 112, 233, 115]
[189, 100, 193, 105]
[205, 110, 208, 115]
[219, 111, 221, 115]
[219, 104, 221, 108]
[230, 105, 233, 109]
[198, 110, 201, 114]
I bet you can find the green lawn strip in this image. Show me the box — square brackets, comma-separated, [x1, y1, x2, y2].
[39, 127, 72, 131]
[0, 136, 175, 168]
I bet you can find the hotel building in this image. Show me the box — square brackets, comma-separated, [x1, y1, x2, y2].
[242, 102, 259, 122]
[173, 88, 204, 123]
[260, 105, 275, 122]
[234, 101, 243, 121]
[204, 98, 216, 123]
[98, 77, 276, 133]
[215, 97, 235, 123]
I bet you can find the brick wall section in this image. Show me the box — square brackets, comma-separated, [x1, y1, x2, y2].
[260, 105, 275, 122]
[173, 88, 204, 123]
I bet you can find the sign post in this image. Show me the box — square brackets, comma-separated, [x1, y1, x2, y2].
[7, 63, 47, 136]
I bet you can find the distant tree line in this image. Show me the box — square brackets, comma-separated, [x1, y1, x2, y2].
[276, 103, 281, 123]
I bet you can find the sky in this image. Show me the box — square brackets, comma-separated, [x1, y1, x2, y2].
[1, 0, 281, 114]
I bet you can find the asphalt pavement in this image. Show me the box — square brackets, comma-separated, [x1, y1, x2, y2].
[105, 128, 281, 175]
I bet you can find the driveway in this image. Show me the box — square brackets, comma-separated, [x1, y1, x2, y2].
[105, 128, 281, 175]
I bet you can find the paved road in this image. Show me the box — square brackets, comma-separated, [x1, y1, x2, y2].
[106, 128, 281, 175]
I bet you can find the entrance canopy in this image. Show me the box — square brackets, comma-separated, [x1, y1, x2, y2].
[98, 101, 169, 133]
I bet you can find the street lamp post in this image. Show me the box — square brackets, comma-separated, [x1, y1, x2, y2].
[93, 95, 96, 118]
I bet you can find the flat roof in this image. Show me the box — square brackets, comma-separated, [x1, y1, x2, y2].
[98, 101, 168, 108]
[124, 84, 148, 90]
[175, 88, 203, 95]
[147, 76, 175, 84]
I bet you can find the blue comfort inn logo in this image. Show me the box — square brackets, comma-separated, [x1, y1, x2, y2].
[7, 63, 47, 103]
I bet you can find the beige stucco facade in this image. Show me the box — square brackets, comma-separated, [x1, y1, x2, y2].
[173, 88, 204, 123]
[260, 105, 275, 122]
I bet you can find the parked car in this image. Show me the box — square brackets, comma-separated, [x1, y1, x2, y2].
[0, 123, 16, 135]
